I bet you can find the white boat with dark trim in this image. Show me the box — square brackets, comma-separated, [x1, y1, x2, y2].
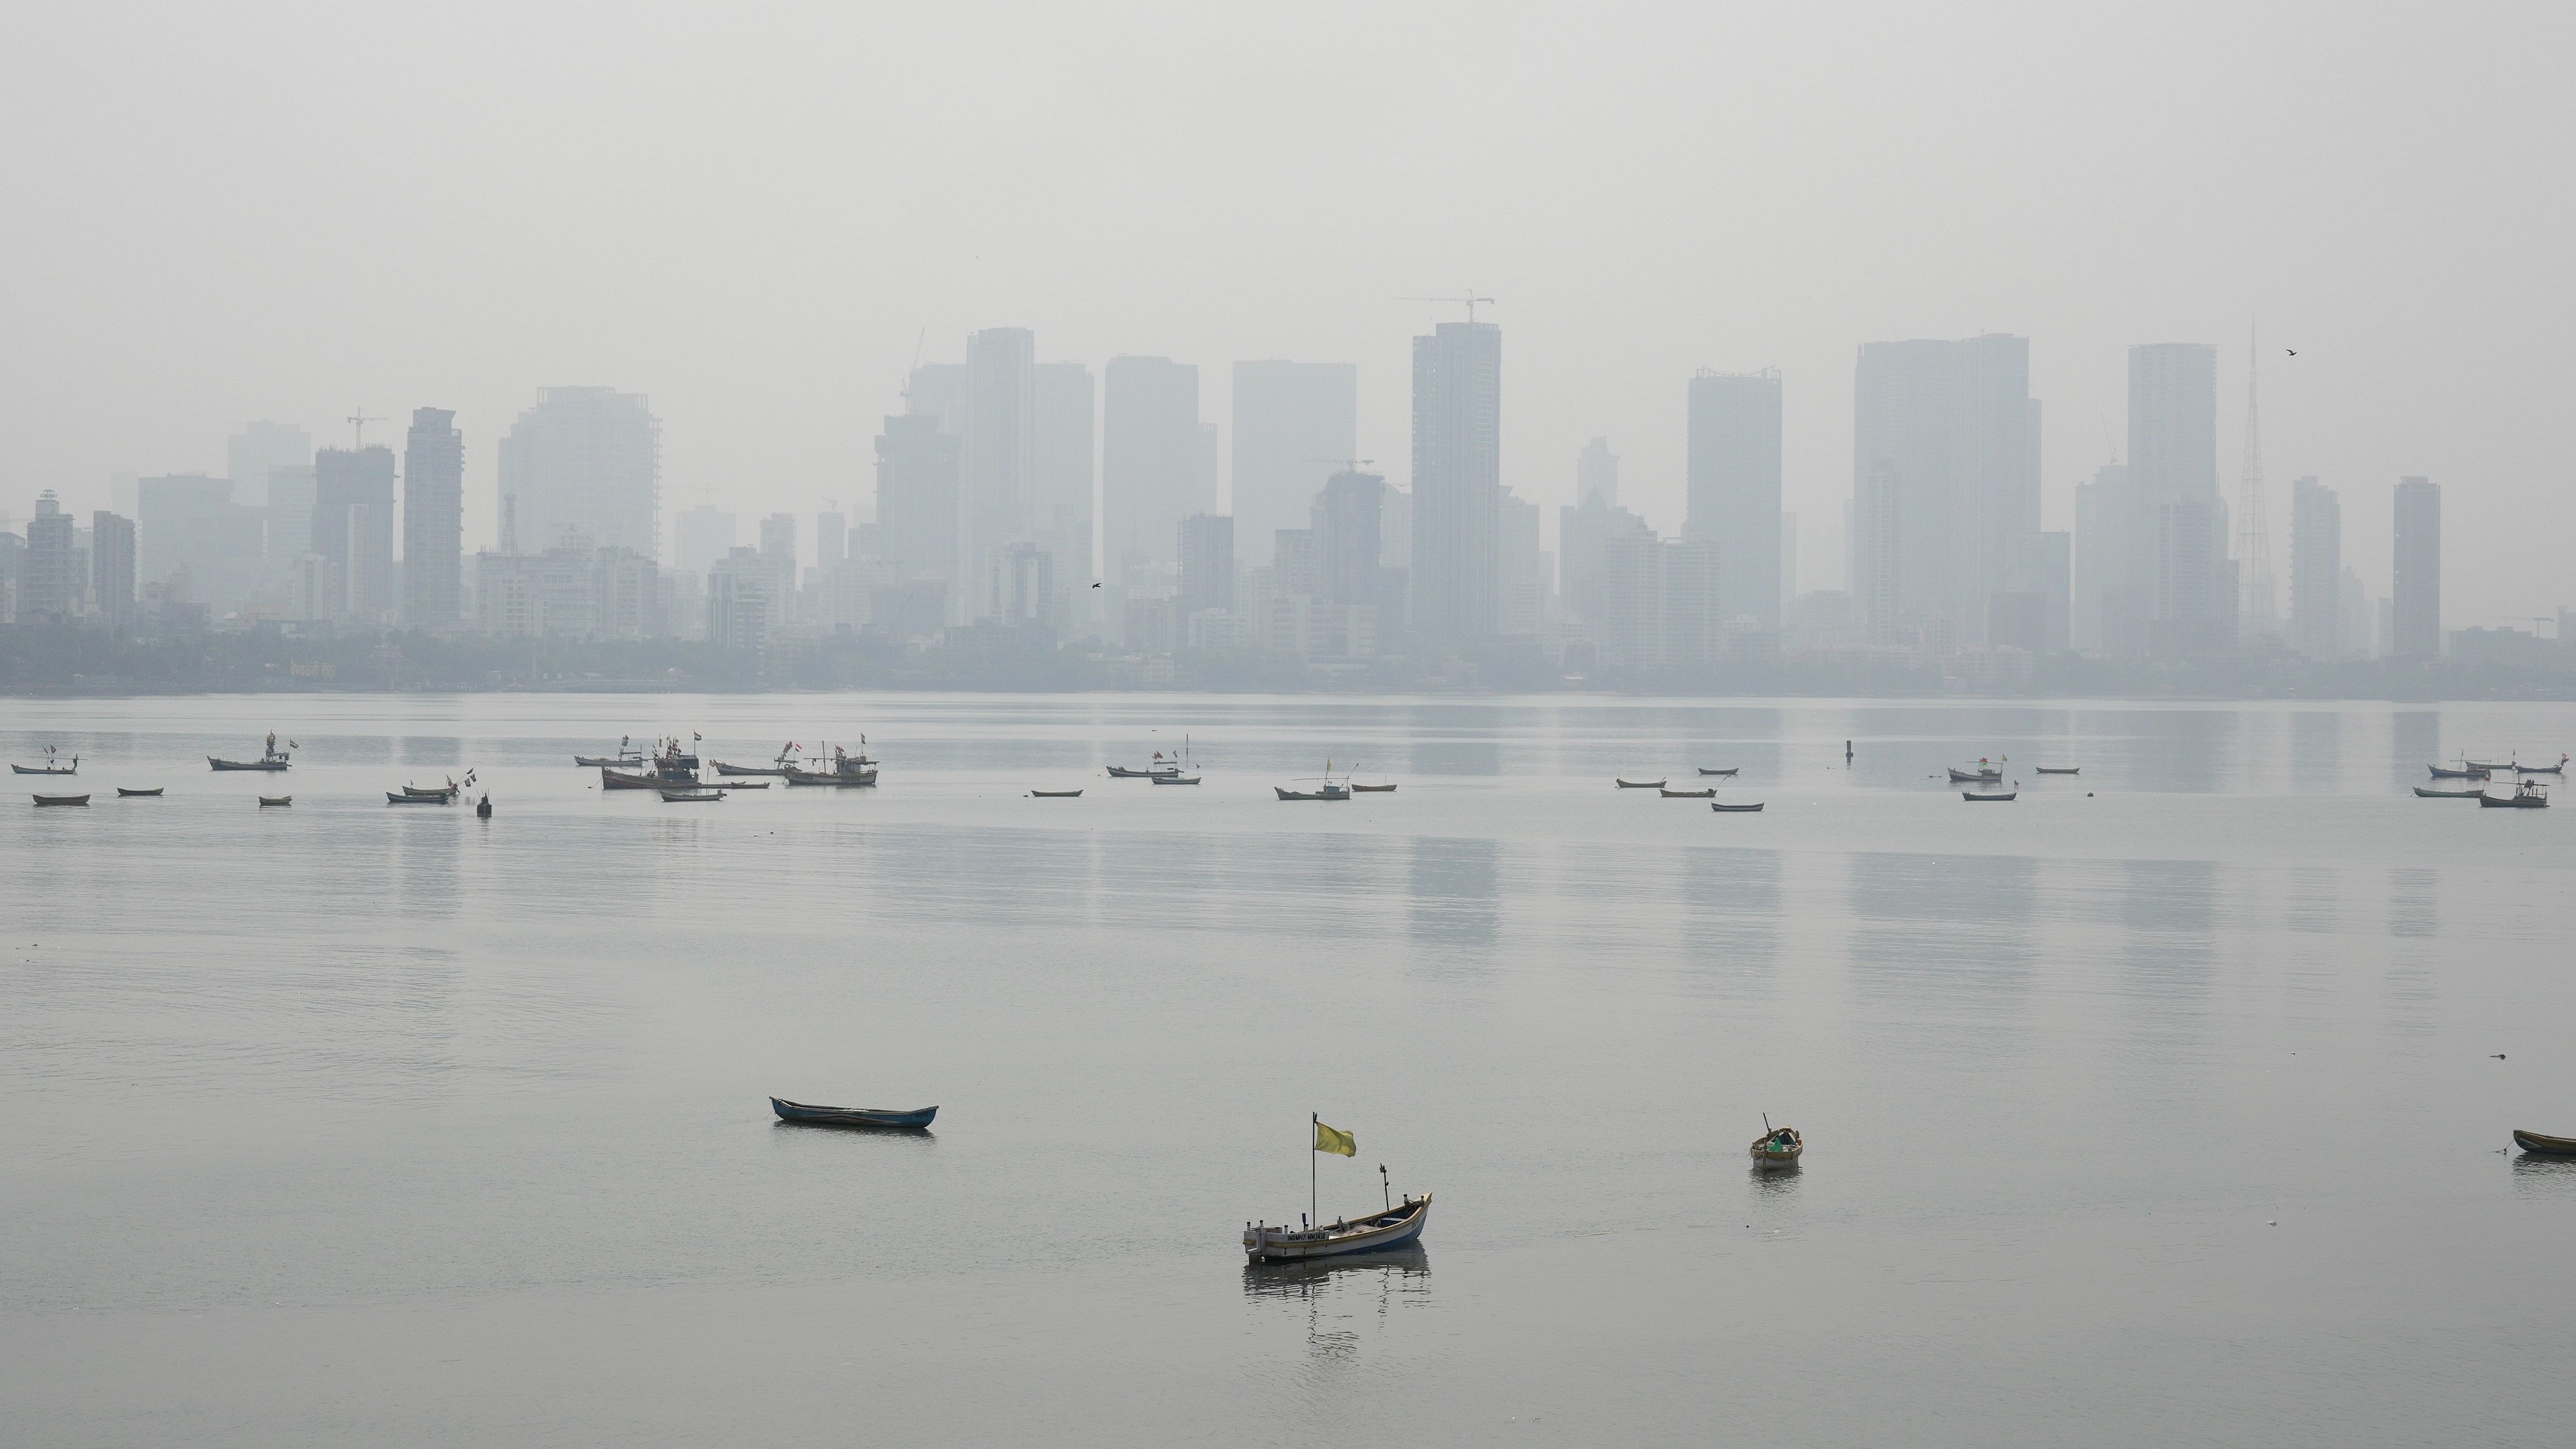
[1244, 1194, 1432, 1263]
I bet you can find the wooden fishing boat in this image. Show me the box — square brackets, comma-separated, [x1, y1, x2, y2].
[1696, 767, 1738, 777]
[11, 762, 77, 775]
[2478, 780, 2549, 808]
[2427, 763, 2490, 780]
[711, 780, 773, 790]
[210, 755, 290, 771]
[783, 766, 877, 786]
[2464, 759, 2510, 773]
[1244, 1193, 1432, 1263]
[2512, 1129, 2576, 1156]
[1615, 778, 1666, 789]
[116, 787, 163, 797]
[2414, 784, 2484, 798]
[1962, 789, 2018, 801]
[1030, 789, 1084, 798]
[1660, 787, 1716, 798]
[32, 794, 89, 807]
[1750, 1125, 1803, 1168]
[1149, 773, 1202, 785]
[1276, 784, 1350, 801]
[1107, 764, 1181, 779]
[1350, 782, 1398, 793]
[1710, 801, 1766, 812]
[386, 791, 453, 805]
[2513, 756, 2568, 775]
[258, 795, 292, 807]
[660, 789, 723, 803]
[601, 768, 671, 790]
[2035, 766, 2081, 775]
[572, 754, 643, 768]
[711, 760, 792, 776]
[769, 1097, 937, 1129]
[1948, 767, 2003, 783]
[401, 783, 459, 800]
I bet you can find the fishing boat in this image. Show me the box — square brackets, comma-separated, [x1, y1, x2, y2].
[2514, 754, 2569, 775]
[572, 754, 643, 768]
[713, 743, 799, 777]
[11, 749, 76, 775]
[1696, 767, 1738, 777]
[1615, 778, 1666, 790]
[1245, 1194, 1432, 1263]
[2478, 779, 2549, 808]
[1710, 801, 1766, 812]
[385, 791, 452, 805]
[1350, 782, 1398, 793]
[769, 1097, 937, 1129]
[782, 743, 878, 787]
[32, 794, 89, 807]
[1030, 789, 1084, 798]
[2512, 1129, 2576, 1156]
[1750, 1124, 1803, 1169]
[1276, 784, 1351, 801]
[258, 795, 292, 807]
[2464, 758, 2511, 773]
[401, 782, 459, 800]
[2415, 784, 2484, 799]
[1962, 789, 2018, 801]
[711, 780, 772, 790]
[2427, 762, 2491, 780]
[115, 787, 163, 797]
[601, 769, 672, 790]
[1947, 767, 2004, 783]
[1150, 773, 1202, 786]
[1660, 787, 1716, 799]
[211, 734, 293, 771]
[660, 788, 723, 803]
[2035, 766, 2081, 775]
[1106, 764, 1181, 779]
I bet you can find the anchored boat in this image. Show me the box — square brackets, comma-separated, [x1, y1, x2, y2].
[1751, 1124, 1803, 1169]
[2512, 1129, 2576, 1156]
[2478, 779, 2549, 808]
[770, 1097, 937, 1129]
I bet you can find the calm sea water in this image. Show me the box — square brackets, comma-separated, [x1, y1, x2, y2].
[3, 693, 2571, 1446]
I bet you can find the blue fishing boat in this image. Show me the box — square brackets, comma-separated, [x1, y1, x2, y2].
[769, 1097, 937, 1129]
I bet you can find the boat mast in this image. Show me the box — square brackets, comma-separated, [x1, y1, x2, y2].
[1311, 1112, 1318, 1228]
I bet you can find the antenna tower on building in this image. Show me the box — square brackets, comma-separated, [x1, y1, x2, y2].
[2234, 325, 2277, 638]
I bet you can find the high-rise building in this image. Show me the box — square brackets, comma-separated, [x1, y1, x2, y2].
[314, 446, 396, 622]
[1179, 513, 1235, 617]
[22, 493, 81, 619]
[2392, 476, 2441, 658]
[1410, 320, 1502, 641]
[267, 465, 317, 567]
[1575, 436, 1618, 508]
[138, 475, 266, 616]
[1311, 468, 1390, 617]
[2288, 476, 2341, 659]
[1499, 488, 1544, 638]
[816, 510, 847, 572]
[2128, 343, 2227, 654]
[1780, 514, 1799, 603]
[674, 504, 736, 577]
[1686, 368, 1783, 631]
[1559, 437, 1655, 629]
[958, 329, 1036, 619]
[2072, 462, 2147, 656]
[402, 407, 463, 628]
[1850, 335, 2037, 650]
[91, 510, 134, 631]
[1104, 357, 1214, 585]
[874, 411, 960, 598]
[498, 387, 661, 557]
[226, 422, 311, 513]
[1232, 361, 1358, 568]
[1032, 361, 1095, 583]
[760, 513, 796, 568]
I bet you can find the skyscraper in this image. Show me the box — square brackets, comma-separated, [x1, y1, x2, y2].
[402, 407, 463, 628]
[267, 465, 317, 567]
[1851, 335, 2036, 649]
[22, 493, 81, 619]
[1686, 368, 1783, 630]
[314, 446, 396, 622]
[2128, 343, 2227, 654]
[1410, 320, 1502, 641]
[2288, 476, 2341, 659]
[1179, 513, 1235, 617]
[497, 387, 661, 557]
[1231, 361, 1358, 568]
[873, 412, 960, 588]
[138, 475, 265, 616]
[92, 510, 134, 632]
[1311, 468, 1388, 613]
[673, 504, 735, 577]
[1575, 436, 1619, 508]
[1032, 361, 1095, 583]
[1104, 356, 1215, 585]
[959, 328, 1036, 619]
[226, 421, 311, 514]
[2392, 476, 2441, 658]
[816, 511, 847, 572]
[1498, 488, 1544, 638]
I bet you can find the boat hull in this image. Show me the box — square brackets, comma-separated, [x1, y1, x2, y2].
[2415, 786, 2483, 799]
[116, 788, 162, 797]
[1660, 788, 1716, 798]
[1696, 768, 1738, 777]
[1149, 775, 1201, 785]
[2478, 793, 2547, 808]
[2035, 767, 2081, 775]
[784, 769, 877, 786]
[770, 1097, 937, 1129]
[386, 792, 452, 805]
[1107, 766, 1180, 779]
[1948, 769, 2003, 783]
[2428, 765, 2490, 780]
[1030, 790, 1084, 798]
[11, 765, 75, 775]
[1245, 1194, 1432, 1263]
[1614, 779, 1665, 789]
[660, 790, 722, 803]
[33, 794, 89, 807]
[572, 756, 644, 768]
[1276, 786, 1349, 800]
[1710, 802, 1766, 812]
[1962, 791, 2018, 801]
[258, 796, 291, 807]
[2513, 1129, 2576, 1156]
[210, 758, 289, 771]
[712, 762, 791, 776]
[1350, 782, 1397, 793]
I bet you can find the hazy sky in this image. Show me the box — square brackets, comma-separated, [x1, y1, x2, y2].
[4, 2, 2568, 628]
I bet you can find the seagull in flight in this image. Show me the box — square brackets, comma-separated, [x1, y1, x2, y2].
[2286, 349, 2297, 356]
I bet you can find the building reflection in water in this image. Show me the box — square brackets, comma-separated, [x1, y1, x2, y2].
[2391, 710, 2441, 790]
[2288, 708, 2343, 795]
[1680, 847, 1781, 999]
[1408, 836, 1499, 954]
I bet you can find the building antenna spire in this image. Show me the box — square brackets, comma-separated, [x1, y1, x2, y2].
[2234, 322, 2275, 639]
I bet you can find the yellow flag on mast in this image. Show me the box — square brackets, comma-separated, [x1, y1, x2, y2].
[1313, 1120, 1356, 1157]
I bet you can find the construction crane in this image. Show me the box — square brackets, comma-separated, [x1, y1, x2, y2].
[346, 409, 383, 448]
[1395, 292, 1495, 323]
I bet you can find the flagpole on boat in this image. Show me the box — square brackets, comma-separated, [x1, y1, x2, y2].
[1311, 1112, 1319, 1229]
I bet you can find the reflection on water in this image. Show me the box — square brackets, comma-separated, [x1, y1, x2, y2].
[2392, 710, 2441, 788]
[1408, 837, 1498, 952]
[2509, 1153, 2576, 1196]
[1246, 1245, 1432, 1365]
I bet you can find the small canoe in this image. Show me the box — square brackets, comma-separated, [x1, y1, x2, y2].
[386, 792, 452, 805]
[1948, 767, 2003, 783]
[1245, 1193, 1432, 1263]
[1660, 787, 1716, 799]
[660, 790, 723, 803]
[33, 794, 89, 807]
[1350, 782, 1398, 793]
[1962, 790, 2018, 801]
[258, 795, 292, 807]
[210, 756, 290, 771]
[1030, 789, 1084, 798]
[1615, 778, 1666, 790]
[2513, 1129, 2576, 1156]
[1150, 774, 1202, 785]
[770, 1097, 937, 1129]
[1751, 1127, 1803, 1168]
[1710, 801, 1766, 812]
[2034, 766, 2081, 775]
[2415, 784, 2484, 799]
[116, 787, 163, 797]
[1276, 786, 1350, 801]
[1696, 767, 1738, 777]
